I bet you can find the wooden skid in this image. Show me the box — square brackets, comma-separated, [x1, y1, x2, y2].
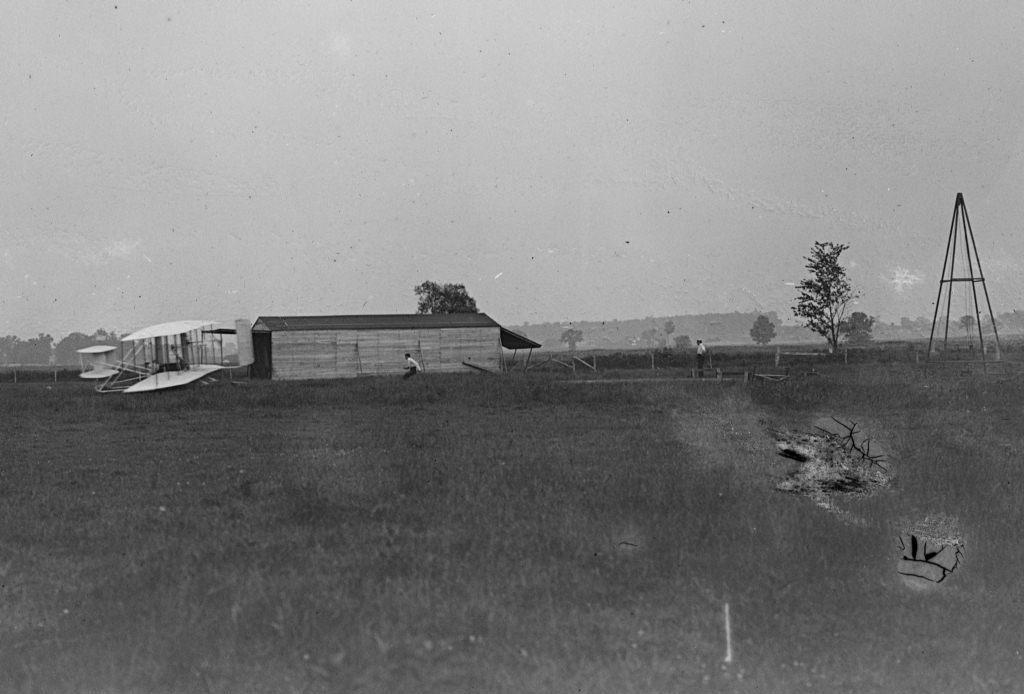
[462, 360, 497, 374]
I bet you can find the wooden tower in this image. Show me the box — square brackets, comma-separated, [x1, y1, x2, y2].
[927, 192, 1001, 361]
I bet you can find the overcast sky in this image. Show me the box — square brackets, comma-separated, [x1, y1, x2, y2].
[3, 1, 1024, 337]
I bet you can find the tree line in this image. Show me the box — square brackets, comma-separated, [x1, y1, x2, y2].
[0, 330, 123, 366]
[4, 267, 1014, 364]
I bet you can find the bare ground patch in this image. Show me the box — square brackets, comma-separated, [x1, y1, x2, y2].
[772, 417, 892, 525]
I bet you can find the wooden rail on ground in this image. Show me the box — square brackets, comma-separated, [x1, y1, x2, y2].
[573, 356, 596, 371]
[538, 356, 597, 374]
[462, 360, 499, 374]
[690, 368, 749, 382]
[684, 366, 804, 382]
[751, 366, 791, 382]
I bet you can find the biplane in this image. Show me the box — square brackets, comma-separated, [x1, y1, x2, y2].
[78, 319, 253, 393]
[76, 345, 119, 380]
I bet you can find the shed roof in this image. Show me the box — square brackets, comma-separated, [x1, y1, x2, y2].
[251, 313, 540, 350]
[253, 313, 499, 332]
[499, 327, 541, 350]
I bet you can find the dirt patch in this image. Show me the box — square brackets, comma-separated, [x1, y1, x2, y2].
[897, 513, 965, 589]
[772, 417, 891, 523]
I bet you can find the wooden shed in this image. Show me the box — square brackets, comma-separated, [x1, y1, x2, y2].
[250, 313, 539, 380]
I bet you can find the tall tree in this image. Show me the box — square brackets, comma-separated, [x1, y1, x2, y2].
[839, 311, 875, 346]
[792, 241, 859, 353]
[749, 315, 777, 345]
[414, 281, 479, 314]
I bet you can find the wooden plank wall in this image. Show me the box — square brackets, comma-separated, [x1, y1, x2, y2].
[271, 327, 501, 380]
[272, 331, 340, 380]
[439, 328, 501, 372]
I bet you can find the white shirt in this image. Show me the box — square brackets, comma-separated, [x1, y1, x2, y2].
[406, 356, 421, 370]
[696, 343, 706, 355]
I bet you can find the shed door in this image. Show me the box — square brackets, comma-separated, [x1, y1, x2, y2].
[252, 332, 272, 379]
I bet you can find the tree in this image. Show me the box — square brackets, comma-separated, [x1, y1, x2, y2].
[749, 315, 777, 345]
[958, 314, 976, 334]
[997, 311, 1024, 334]
[561, 328, 583, 351]
[54, 329, 122, 366]
[414, 281, 478, 314]
[792, 241, 859, 353]
[839, 311, 874, 346]
[981, 317, 1001, 335]
[10, 333, 54, 365]
[0, 335, 18, 364]
[673, 334, 693, 350]
[54, 332, 95, 366]
[640, 327, 660, 349]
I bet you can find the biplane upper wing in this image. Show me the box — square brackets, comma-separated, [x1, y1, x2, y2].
[121, 320, 214, 342]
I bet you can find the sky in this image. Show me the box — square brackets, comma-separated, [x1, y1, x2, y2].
[4, 1, 1024, 338]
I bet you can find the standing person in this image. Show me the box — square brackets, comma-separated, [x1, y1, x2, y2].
[696, 340, 707, 371]
[403, 353, 421, 379]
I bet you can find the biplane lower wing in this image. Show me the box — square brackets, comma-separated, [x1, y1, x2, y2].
[122, 364, 224, 393]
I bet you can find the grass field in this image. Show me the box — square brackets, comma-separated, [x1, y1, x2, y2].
[1, 366, 1023, 693]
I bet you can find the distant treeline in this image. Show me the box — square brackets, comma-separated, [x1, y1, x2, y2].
[511, 311, 1024, 351]
[0, 330, 121, 366]
[5, 309, 1024, 365]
